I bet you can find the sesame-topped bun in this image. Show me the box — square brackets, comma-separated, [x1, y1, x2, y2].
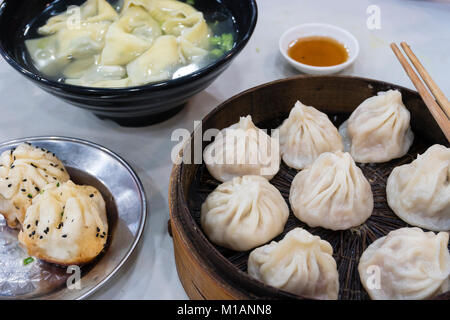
[0, 143, 70, 228]
[18, 180, 108, 266]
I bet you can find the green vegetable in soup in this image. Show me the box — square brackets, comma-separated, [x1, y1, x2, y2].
[220, 33, 234, 51]
[210, 48, 224, 58]
[209, 36, 222, 47]
[209, 33, 234, 58]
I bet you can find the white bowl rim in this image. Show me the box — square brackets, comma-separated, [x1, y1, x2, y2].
[279, 23, 360, 72]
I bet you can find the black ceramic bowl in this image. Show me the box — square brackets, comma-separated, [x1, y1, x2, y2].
[0, 0, 257, 126]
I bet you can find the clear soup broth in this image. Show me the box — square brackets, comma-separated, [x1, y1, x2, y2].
[23, 0, 237, 88]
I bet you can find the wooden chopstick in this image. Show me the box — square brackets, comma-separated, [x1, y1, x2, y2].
[400, 42, 450, 118]
[390, 43, 450, 142]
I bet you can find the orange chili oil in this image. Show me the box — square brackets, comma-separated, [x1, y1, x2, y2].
[288, 36, 349, 67]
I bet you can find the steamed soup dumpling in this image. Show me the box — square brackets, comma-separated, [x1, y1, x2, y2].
[339, 90, 414, 163]
[279, 100, 343, 170]
[101, 4, 162, 66]
[248, 228, 339, 300]
[203, 116, 281, 182]
[201, 175, 289, 251]
[18, 181, 108, 265]
[358, 227, 450, 300]
[0, 143, 70, 228]
[387, 144, 450, 231]
[340, 90, 414, 163]
[289, 151, 373, 230]
[38, 0, 118, 35]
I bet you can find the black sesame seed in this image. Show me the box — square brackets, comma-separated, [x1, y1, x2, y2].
[7, 184, 11, 188]
[35, 220, 38, 226]
[96, 227, 100, 232]
[44, 227, 49, 234]
[100, 235, 105, 238]
[96, 233, 99, 237]
[26, 224, 30, 229]
[22, 179, 27, 182]
[35, 187, 40, 192]
[60, 168, 64, 172]
[89, 194, 94, 198]
[5, 177, 8, 180]
[62, 234, 67, 238]
[27, 194, 32, 199]
[21, 189, 26, 192]
[103, 232, 106, 235]
[31, 231, 35, 236]
[30, 163, 37, 168]
[39, 236, 43, 239]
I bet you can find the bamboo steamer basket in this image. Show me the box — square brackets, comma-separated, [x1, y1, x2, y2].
[169, 75, 450, 300]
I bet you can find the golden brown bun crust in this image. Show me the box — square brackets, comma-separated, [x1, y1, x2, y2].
[18, 231, 106, 266]
[0, 143, 70, 228]
[18, 181, 108, 266]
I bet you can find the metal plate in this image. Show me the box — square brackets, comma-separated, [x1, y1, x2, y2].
[0, 136, 147, 299]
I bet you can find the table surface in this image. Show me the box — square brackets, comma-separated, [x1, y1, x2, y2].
[0, 0, 449, 300]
